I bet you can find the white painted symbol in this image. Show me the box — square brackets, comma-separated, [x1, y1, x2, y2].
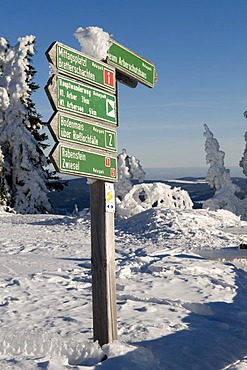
[106, 99, 115, 118]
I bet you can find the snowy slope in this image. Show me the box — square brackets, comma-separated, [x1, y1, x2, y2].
[0, 205, 247, 369]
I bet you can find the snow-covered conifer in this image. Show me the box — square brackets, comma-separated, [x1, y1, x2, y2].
[203, 123, 234, 190]
[0, 36, 51, 213]
[239, 131, 247, 177]
[203, 124, 245, 217]
[115, 149, 146, 201]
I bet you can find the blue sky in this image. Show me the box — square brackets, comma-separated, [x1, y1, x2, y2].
[2, 0, 247, 172]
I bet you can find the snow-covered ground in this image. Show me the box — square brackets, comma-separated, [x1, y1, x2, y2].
[1, 195, 247, 369]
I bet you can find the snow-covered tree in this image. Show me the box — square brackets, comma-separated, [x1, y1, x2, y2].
[115, 149, 146, 201]
[203, 124, 234, 190]
[202, 124, 245, 216]
[116, 182, 193, 219]
[114, 149, 193, 219]
[239, 130, 247, 177]
[0, 36, 51, 214]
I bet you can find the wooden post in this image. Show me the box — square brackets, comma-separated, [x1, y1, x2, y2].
[90, 180, 117, 346]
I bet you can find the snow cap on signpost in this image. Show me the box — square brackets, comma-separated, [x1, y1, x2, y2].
[74, 26, 111, 61]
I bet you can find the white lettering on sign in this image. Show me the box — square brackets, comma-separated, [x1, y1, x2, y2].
[61, 128, 71, 139]
[59, 78, 92, 97]
[142, 62, 152, 71]
[58, 46, 87, 66]
[92, 90, 106, 100]
[91, 61, 103, 71]
[89, 108, 97, 116]
[67, 91, 77, 100]
[62, 159, 80, 171]
[61, 147, 86, 161]
[66, 101, 84, 113]
[92, 126, 104, 135]
[118, 56, 147, 79]
[60, 116, 84, 132]
[108, 53, 118, 63]
[93, 168, 104, 175]
[81, 96, 90, 104]
[72, 131, 99, 145]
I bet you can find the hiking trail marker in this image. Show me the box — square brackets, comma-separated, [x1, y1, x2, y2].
[45, 37, 157, 347]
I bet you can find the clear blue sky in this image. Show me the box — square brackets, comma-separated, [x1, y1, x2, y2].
[2, 0, 247, 171]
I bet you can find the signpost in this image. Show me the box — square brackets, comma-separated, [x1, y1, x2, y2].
[45, 36, 156, 347]
[107, 39, 157, 88]
[45, 41, 119, 346]
[46, 42, 116, 93]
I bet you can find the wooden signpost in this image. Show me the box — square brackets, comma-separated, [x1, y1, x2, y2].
[45, 42, 118, 346]
[45, 38, 157, 347]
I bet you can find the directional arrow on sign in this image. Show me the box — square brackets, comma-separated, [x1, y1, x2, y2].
[106, 99, 115, 117]
[45, 75, 117, 126]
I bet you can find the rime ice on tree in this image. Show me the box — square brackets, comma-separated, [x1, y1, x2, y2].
[115, 149, 146, 201]
[239, 131, 247, 177]
[0, 36, 51, 214]
[115, 149, 193, 219]
[203, 124, 246, 217]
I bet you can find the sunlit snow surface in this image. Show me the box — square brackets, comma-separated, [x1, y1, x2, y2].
[1, 206, 247, 369]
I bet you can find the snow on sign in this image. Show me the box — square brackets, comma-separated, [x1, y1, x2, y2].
[45, 75, 117, 126]
[46, 42, 116, 93]
[107, 39, 157, 88]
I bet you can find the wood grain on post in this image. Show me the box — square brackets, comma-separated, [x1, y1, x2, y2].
[90, 180, 117, 346]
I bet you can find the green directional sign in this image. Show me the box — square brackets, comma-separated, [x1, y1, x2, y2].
[51, 143, 117, 182]
[46, 42, 116, 93]
[45, 75, 117, 125]
[49, 112, 117, 152]
[107, 39, 157, 88]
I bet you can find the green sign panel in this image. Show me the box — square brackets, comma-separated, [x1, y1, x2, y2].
[46, 75, 117, 125]
[46, 42, 116, 93]
[107, 39, 156, 88]
[49, 112, 117, 152]
[51, 144, 117, 182]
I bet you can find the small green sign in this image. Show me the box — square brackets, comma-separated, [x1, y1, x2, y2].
[52, 144, 117, 182]
[46, 75, 117, 125]
[46, 42, 116, 93]
[49, 112, 117, 152]
[107, 39, 156, 88]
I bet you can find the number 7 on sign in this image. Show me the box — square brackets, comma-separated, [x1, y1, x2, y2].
[105, 131, 116, 150]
